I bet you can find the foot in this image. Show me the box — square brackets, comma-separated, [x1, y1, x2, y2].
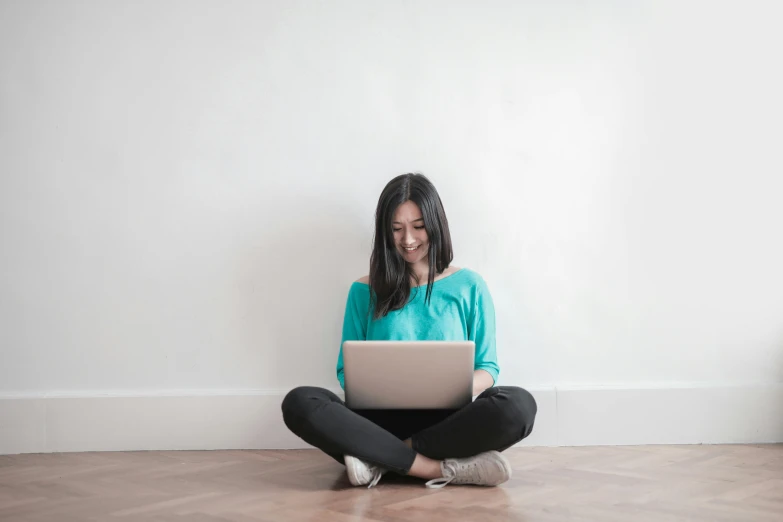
[344, 455, 387, 488]
[425, 451, 512, 488]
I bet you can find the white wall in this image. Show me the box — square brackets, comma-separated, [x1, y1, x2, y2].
[1, 1, 782, 452]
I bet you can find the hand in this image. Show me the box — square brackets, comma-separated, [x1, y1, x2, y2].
[472, 369, 494, 396]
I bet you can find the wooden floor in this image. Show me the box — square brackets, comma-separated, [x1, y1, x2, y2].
[1, 445, 782, 521]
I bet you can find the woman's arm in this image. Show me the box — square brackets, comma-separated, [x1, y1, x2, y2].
[469, 274, 500, 391]
[472, 369, 495, 396]
[337, 280, 371, 389]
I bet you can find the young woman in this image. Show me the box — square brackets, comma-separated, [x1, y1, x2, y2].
[282, 173, 537, 488]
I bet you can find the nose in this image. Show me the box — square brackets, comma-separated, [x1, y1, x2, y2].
[403, 229, 416, 245]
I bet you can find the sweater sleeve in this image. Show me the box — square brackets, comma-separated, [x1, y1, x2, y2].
[469, 276, 500, 384]
[336, 283, 370, 389]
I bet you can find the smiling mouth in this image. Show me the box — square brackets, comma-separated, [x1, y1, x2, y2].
[403, 246, 419, 252]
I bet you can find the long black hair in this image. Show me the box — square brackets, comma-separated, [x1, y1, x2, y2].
[369, 173, 454, 319]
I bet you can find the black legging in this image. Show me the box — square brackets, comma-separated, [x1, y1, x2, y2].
[281, 385, 537, 475]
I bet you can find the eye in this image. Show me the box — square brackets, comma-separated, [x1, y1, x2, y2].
[414, 226, 424, 230]
[393, 228, 401, 232]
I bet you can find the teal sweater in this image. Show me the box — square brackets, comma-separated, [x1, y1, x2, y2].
[336, 268, 499, 389]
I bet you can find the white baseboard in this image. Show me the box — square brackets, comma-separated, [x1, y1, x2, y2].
[2, 384, 782, 455]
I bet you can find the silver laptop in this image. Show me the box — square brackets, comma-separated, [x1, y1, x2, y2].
[343, 341, 475, 409]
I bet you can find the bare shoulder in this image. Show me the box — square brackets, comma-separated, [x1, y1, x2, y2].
[437, 265, 461, 279]
[355, 275, 370, 284]
[430, 265, 461, 282]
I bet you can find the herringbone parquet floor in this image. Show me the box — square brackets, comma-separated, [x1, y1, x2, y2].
[1, 445, 781, 521]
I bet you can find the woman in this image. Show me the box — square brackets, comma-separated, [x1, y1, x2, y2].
[282, 173, 537, 488]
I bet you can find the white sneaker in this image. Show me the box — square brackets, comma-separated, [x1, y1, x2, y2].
[344, 455, 387, 488]
[425, 451, 512, 489]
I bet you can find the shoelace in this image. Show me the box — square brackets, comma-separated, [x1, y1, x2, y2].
[425, 461, 458, 489]
[367, 467, 384, 488]
[425, 476, 453, 489]
[425, 460, 486, 489]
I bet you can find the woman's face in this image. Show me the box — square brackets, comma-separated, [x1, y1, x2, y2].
[392, 200, 430, 266]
